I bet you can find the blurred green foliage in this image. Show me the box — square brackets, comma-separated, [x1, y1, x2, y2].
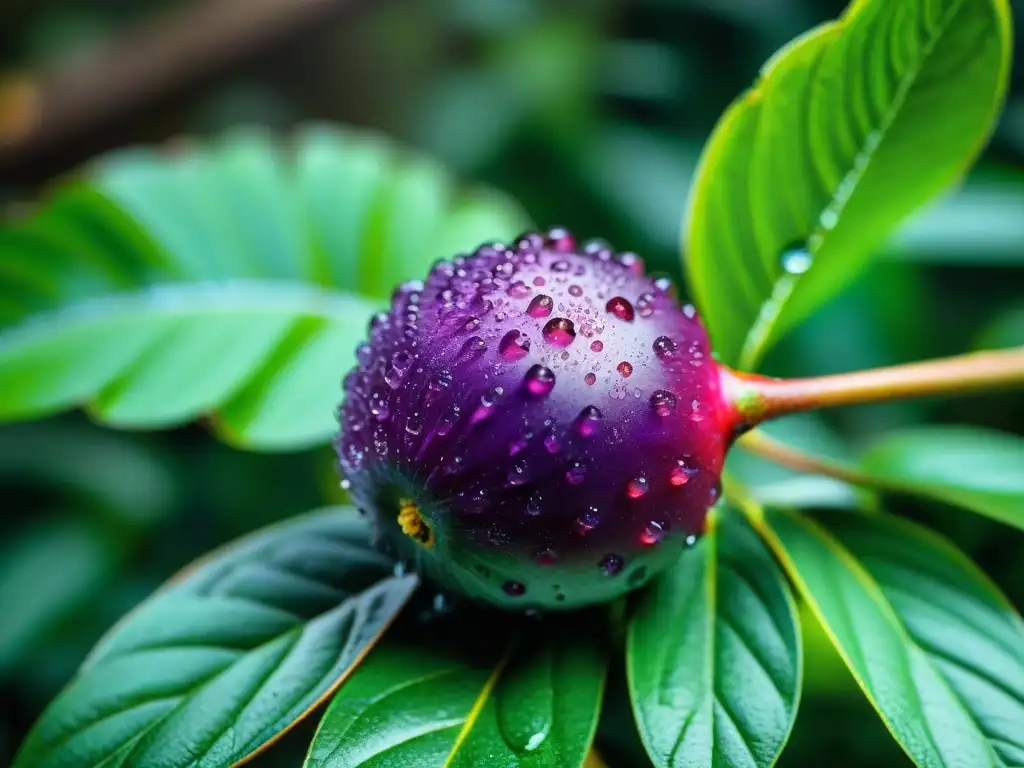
[1, 0, 1023, 765]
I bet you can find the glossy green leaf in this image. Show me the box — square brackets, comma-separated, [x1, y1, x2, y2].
[627, 506, 801, 768]
[13, 507, 418, 768]
[684, 0, 1013, 368]
[306, 614, 608, 767]
[0, 125, 529, 450]
[859, 425, 1024, 531]
[758, 506, 1024, 766]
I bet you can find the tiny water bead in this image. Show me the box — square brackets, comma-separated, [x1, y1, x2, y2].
[781, 245, 813, 275]
[600, 554, 624, 576]
[527, 294, 554, 318]
[336, 229, 728, 612]
[499, 329, 531, 361]
[650, 390, 677, 416]
[524, 364, 556, 396]
[575, 406, 603, 437]
[503, 581, 526, 597]
[606, 296, 635, 321]
[542, 317, 576, 346]
[626, 476, 650, 498]
[653, 336, 677, 360]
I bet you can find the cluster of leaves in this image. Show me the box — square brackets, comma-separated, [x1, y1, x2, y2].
[1, 0, 1022, 766]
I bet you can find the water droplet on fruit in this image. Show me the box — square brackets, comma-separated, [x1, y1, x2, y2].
[499, 329, 531, 361]
[685, 534, 698, 547]
[576, 507, 599, 533]
[781, 246, 812, 275]
[543, 428, 561, 454]
[590, 340, 603, 352]
[600, 554, 624, 575]
[524, 364, 555, 396]
[565, 460, 587, 485]
[542, 317, 576, 346]
[503, 581, 526, 596]
[627, 476, 649, 498]
[552, 260, 570, 272]
[525, 494, 543, 516]
[606, 296, 634, 321]
[506, 280, 531, 298]
[533, 276, 546, 287]
[462, 316, 481, 333]
[507, 459, 529, 486]
[650, 390, 677, 416]
[405, 414, 423, 435]
[437, 404, 460, 435]
[617, 361, 633, 377]
[369, 387, 390, 420]
[575, 406, 602, 437]
[636, 292, 655, 317]
[535, 548, 557, 566]
[527, 294, 553, 318]
[683, 303, 697, 319]
[670, 458, 694, 485]
[653, 336, 677, 360]
[547, 227, 575, 251]
[458, 336, 486, 362]
[584, 372, 596, 385]
[640, 521, 664, 545]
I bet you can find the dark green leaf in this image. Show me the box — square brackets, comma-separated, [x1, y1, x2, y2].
[13, 507, 418, 768]
[975, 305, 1024, 350]
[305, 614, 608, 767]
[627, 506, 801, 767]
[685, 0, 1013, 368]
[859, 426, 1024, 531]
[0, 518, 119, 678]
[758, 505, 1024, 766]
[0, 125, 529, 450]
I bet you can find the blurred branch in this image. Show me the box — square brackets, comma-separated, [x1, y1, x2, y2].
[0, 0, 369, 180]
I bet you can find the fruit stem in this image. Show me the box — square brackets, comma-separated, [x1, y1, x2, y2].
[720, 347, 1024, 430]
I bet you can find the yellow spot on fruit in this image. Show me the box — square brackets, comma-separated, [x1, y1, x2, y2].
[398, 498, 434, 548]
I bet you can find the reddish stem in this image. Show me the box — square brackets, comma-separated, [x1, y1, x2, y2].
[720, 347, 1024, 431]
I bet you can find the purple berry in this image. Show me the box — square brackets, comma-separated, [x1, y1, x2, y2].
[335, 229, 728, 611]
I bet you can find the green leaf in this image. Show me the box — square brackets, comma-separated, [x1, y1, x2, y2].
[684, 0, 1013, 368]
[0, 125, 529, 450]
[13, 507, 418, 768]
[859, 425, 1024, 531]
[0, 517, 120, 678]
[305, 613, 608, 767]
[757, 506, 1024, 766]
[627, 506, 801, 767]
[975, 305, 1024, 350]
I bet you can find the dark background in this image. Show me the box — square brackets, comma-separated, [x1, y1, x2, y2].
[1, 0, 1023, 765]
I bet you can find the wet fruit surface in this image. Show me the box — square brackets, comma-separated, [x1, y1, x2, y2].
[336, 229, 727, 611]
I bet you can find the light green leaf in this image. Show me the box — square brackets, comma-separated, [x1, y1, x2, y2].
[627, 506, 801, 767]
[0, 125, 529, 450]
[757, 505, 1024, 766]
[305, 614, 608, 767]
[13, 507, 418, 768]
[685, 0, 1013, 368]
[859, 425, 1024, 531]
